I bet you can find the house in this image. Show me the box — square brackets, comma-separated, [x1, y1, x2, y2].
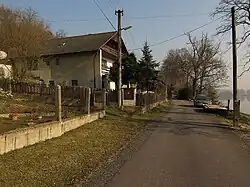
[40, 31, 128, 89]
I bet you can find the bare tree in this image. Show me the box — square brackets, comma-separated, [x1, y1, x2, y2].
[161, 48, 189, 89]
[212, 0, 250, 74]
[0, 6, 53, 81]
[55, 29, 67, 38]
[187, 33, 228, 98]
[161, 33, 228, 99]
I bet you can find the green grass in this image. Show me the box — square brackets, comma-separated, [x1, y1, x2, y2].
[0, 102, 170, 187]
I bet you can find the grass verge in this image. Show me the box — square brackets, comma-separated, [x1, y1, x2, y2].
[0, 102, 170, 187]
[219, 111, 250, 131]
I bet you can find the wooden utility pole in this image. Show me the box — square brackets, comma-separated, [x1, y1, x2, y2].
[231, 6, 238, 127]
[115, 9, 123, 108]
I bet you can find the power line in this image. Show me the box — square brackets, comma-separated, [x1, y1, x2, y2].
[135, 16, 226, 66]
[128, 13, 210, 20]
[48, 18, 104, 23]
[106, 0, 115, 9]
[47, 12, 210, 23]
[92, 0, 116, 30]
[128, 31, 136, 47]
[128, 16, 224, 51]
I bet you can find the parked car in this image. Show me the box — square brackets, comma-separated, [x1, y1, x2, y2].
[194, 95, 211, 107]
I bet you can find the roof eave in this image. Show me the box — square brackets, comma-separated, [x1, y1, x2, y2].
[41, 50, 98, 57]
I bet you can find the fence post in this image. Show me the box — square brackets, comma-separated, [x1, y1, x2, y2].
[55, 85, 62, 122]
[85, 88, 91, 115]
[144, 94, 148, 112]
[121, 89, 124, 109]
[237, 100, 241, 118]
[40, 84, 44, 96]
[102, 90, 107, 110]
[79, 87, 85, 107]
[90, 89, 95, 106]
[227, 99, 230, 117]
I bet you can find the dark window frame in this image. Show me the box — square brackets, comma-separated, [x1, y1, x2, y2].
[71, 80, 78, 86]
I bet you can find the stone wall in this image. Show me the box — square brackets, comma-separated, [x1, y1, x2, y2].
[0, 111, 105, 155]
[140, 100, 167, 114]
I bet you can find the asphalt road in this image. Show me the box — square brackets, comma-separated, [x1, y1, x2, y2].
[105, 100, 250, 187]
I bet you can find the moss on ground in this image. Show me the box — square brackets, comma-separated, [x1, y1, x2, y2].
[0, 102, 170, 187]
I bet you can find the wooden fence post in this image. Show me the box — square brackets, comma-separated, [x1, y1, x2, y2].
[102, 90, 107, 110]
[237, 100, 241, 118]
[90, 89, 95, 106]
[79, 86, 85, 107]
[55, 85, 62, 122]
[121, 89, 124, 109]
[144, 94, 148, 112]
[227, 99, 230, 117]
[85, 88, 91, 115]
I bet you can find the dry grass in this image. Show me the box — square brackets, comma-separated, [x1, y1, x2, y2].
[0, 102, 170, 187]
[221, 111, 250, 128]
[0, 95, 88, 133]
[0, 95, 55, 114]
[0, 116, 55, 133]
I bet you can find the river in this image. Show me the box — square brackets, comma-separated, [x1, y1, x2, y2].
[221, 100, 250, 114]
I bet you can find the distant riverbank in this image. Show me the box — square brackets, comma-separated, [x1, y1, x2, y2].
[221, 100, 250, 114]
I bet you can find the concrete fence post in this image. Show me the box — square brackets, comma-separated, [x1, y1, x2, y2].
[55, 85, 62, 122]
[85, 88, 91, 114]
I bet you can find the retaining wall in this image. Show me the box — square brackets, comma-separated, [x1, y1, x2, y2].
[0, 111, 105, 155]
[123, 99, 136, 106]
[141, 100, 167, 114]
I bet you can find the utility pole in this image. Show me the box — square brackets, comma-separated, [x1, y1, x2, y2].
[231, 6, 238, 127]
[115, 9, 123, 108]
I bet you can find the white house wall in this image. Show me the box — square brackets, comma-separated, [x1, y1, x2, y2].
[50, 52, 102, 88]
[96, 49, 102, 88]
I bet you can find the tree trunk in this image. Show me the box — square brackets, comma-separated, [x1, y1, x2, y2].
[192, 79, 197, 100]
[199, 78, 203, 95]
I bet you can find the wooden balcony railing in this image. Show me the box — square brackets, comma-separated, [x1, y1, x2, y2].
[102, 45, 118, 57]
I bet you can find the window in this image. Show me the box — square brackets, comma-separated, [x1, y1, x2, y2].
[46, 61, 50, 66]
[56, 58, 60, 65]
[102, 59, 108, 69]
[71, 80, 78, 86]
[49, 81, 55, 87]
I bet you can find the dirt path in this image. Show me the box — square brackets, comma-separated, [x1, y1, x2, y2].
[93, 100, 250, 187]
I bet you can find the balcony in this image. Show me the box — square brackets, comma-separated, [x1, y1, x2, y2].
[102, 45, 118, 57]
